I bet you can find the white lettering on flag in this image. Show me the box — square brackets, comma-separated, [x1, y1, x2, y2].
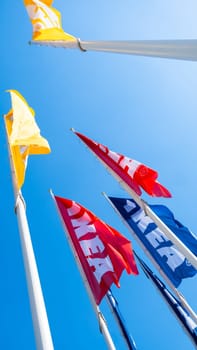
[87, 256, 114, 283]
[98, 144, 107, 153]
[26, 0, 60, 32]
[67, 202, 81, 216]
[130, 206, 185, 271]
[107, 150, 121, 163]
[72, 213, 96, 239]
[146, 228, 168, 248]
[124, 200, 137, 212]
[119, 157, 140, 177]
[132, 209, 153, 233]
[157, 246, 185, 271]
[67, 201, 115, 283]
[80, 236, 105, 256]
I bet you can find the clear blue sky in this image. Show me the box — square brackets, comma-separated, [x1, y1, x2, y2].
[1, 1, 197, 349]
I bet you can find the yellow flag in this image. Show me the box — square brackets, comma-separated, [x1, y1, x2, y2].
[5, 90, 51, 190]
[24, 0, 77, 42]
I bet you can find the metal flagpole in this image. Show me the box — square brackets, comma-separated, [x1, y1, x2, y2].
[103, 192, 197, 324]
[4, 117, 54, 350]
[31, 39, 197, 61]
[50, 190, 116, 350]
[134, 252, 197, 348]
[106, 290, 137, 350]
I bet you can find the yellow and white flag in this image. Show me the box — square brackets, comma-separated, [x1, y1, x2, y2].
[5, 90, 51, 190]
[24, 0, 77, 42]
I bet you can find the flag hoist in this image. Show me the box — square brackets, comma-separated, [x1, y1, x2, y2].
[24, 0, 197, 61]
[4, 90, 54, 350]
[51, 193, 138, 350]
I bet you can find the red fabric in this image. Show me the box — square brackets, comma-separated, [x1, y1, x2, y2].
[75, 131, 171, 198]
[54, 195, 138, 305]
[134, 165, 171, 197]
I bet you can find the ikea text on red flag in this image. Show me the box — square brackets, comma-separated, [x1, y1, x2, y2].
[74, 131, 171, 198]
[54, 195, 138, 304]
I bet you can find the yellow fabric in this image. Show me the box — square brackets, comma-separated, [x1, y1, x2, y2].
[5, 111, 27, 191]
[24, 0, 53, 5]
[5, 90, 51, 190]
[24, 0, 76, 42]
[33, 28, 77, 42]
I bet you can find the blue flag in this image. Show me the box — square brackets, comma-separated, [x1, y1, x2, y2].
[135, 253, 197, 346]
[109, 197, 197, 287]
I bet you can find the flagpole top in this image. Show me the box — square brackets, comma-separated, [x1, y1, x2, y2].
[70, 127, 76, 133]
[49, 188, 54, 198]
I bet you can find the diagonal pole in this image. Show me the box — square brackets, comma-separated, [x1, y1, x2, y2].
[106, 290, 137, 350]
[31, 39, 197, 61]
[134, 252, 197, 348]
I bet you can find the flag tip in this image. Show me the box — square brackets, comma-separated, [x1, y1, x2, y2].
[101, 192, 110, 201]
[70, 127, 76, 133]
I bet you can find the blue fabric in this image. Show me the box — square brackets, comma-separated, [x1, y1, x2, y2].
[109, 197, 197, 287]
[150, 204, 197, 256]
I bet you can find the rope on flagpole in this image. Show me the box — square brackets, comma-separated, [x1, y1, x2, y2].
[77, 38, 87, 52]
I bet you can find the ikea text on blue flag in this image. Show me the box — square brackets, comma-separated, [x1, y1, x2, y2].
[109, 197, 196, 287]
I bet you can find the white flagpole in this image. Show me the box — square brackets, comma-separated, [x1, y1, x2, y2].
[50, 190, 116, 350]
[4, 117, 54, 350]
[103, 192, 197, 323]
[31, 39, 197, 61]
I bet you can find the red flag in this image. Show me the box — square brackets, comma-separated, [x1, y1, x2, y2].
[54, 195, 138, 305]
[74, 131, 171, 198]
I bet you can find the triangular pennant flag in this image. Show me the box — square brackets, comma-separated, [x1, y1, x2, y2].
[74, 131, 171, 198]
[24, 0, 77, 43]
[54, 195, 138, 304]
[5, 90, 50, 190]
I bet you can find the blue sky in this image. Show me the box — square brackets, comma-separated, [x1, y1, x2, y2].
[1, 0, 197, 349]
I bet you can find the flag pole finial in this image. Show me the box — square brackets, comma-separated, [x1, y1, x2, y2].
[70, 127, 76, 133]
